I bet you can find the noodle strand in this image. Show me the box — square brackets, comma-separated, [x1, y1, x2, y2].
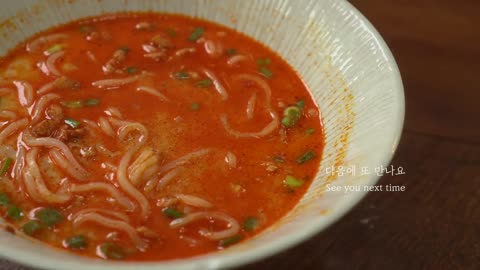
[70, 183, 135, 211]
[170, 211, 240, 240]
[73, 212, 148, 250]
[0, 119, 28, 144]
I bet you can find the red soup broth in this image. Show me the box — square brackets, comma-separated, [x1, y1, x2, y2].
[0, 13, 324, 261]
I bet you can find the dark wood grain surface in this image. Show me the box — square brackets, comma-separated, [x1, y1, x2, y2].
[2, 0, 479, 269]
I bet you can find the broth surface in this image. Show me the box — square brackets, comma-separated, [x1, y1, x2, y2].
[0, 13, 323, 261]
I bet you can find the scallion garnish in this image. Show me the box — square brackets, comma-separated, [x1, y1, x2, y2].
[225, 48, 237, 55]
[297, 99, 305, 109]
[296, 150, 316, 164]
[174, 71, 190, 80]
[256, 57, 273, 78]
[243, 217, 259, 232]
[126, 67, 138, 74]
[66, 235, 87, 249]
[22, 220, 42, 236]
[283, 175, 304, 189]
[36, 208, 63, 227]
[219, 235, 243, 247]
[188, 27, 204, 42]
[305, 128, 315, 136]
[259, 66, 273, 79]
[196, 79, 213, 88]
[85, 98, 100, 107]
[60, 100, 84, 109]
[0, 193, 10, 206]
[0, 157, 13, 176]
[190, 103, 201, 111]
[163, 208, 184, 219]
[273, 156, 286, 163]
[165, 28, 177, 37]
[256, 58, 272, 66]
[61, 99, 99, 108]
[64, 118, 81, 129]
[281, 106, 301, 128]
[46, 44, 64, 54]
[7, 205, 23, 220]
[99, 242, 125, 260]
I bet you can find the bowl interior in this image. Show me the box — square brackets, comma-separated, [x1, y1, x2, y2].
[0, 0, 404, 269]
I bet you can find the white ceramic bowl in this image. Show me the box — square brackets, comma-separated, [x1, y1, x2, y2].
[0, 0, 404, 269]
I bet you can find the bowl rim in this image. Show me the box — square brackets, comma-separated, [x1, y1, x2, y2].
[0, 0, 405, 269]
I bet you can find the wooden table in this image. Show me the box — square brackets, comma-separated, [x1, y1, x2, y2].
[2, 0, 479, 269]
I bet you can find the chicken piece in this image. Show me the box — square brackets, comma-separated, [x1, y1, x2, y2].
[53, 124, 86, 142]
[31, 104, 85, 142]
[151, 33, 173, 49]
[143, 34, 174, 61]
[103, 49, 127, 74]
[46, 104, 64, 121]
[31, 104, 64, 137]
[31, 119, 58, 137]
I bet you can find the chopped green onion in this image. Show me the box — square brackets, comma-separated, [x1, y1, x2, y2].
[225, 48, 237, 55]
[259, 66, 273, 79]
[196, 79, 213, 88]
[0, 157, 13, 176]
[188, 27, 204, 42]
[281, 106, 301, 128]
[256, 58, 272, 66]
[79, 25, 95, 33]
[0, 193, 10, 206]
[273, 156, 285, 163]
[61, 99, 99, 108]
[46, 44, 64, 54]
[190, 103, 201, 111]
[296, 150, 316, 164]
[119, 46, 130, 53]
[163, 208, 184, 219]
[126, 67, 138, 74]
[219, 235, 243, 247]
[99, 242, 125, 260]
[281, 118, 291, 127]
[85, 98, 100, 107]
[165, 28, 177, 37]
[36, 208, 63, 227]
[7, 205, 23, 220]
[284, 175, 304, 189]
[60, 100, 84, 109]
[174, 71, 190, 80]
[64, 118, 81, 129]
[305, 128, 315, 135]
[243, 217, 259, 232]
[297, 99, 305, 109]
[22, 220, 42, 236]
[66, 235, 87, 249]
